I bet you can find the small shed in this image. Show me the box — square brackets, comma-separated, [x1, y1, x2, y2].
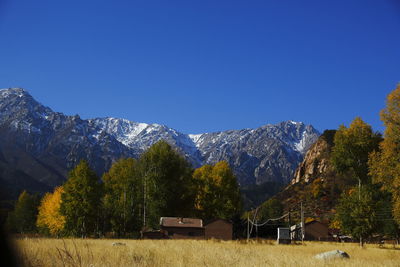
[204, 219, 232, 240]
[160, 217, 205, 239]
[291, 220, 331, 241]
[277, 227, 291, 244]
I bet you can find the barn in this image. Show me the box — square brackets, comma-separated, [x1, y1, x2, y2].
[160, 217, 205, 239]
[291, 220, 331, 241]
[204, 219, 233, 240]
[303, 220, 330, 240]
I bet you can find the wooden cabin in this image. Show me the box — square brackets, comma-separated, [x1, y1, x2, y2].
[204, 219, 233, 240]
[160, 217, 205, 239]
[304, 220, 330, 240]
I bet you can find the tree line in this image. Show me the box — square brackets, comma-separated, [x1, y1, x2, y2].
[6, 141, 242, 237]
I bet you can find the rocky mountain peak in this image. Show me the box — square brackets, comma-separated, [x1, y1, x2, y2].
[0, 87, 53, 123]
[0, 88, 320, 200]
[0, 87, 29, 97]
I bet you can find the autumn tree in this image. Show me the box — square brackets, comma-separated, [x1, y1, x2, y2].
[36, 187, 66, 236]
[6, 191, 40, 233]
[102, 158, 141, 236]
[369, 84, 400, 224]
[193, 161, 242, 220]
[60, 160, 103, 237]
[331, 117, 381, 186]
[138, 141, 196, 229]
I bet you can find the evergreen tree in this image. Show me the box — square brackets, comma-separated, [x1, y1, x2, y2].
[60, 160, 102, 237]
[6, 191, 40, 233]
[369, 84, 400, 224]
[138, 141, 195, 229]
[193, 161, 242, 220]
[102, 158, 141, 236]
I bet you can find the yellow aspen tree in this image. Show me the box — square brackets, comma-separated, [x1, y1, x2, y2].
[36, 187, 66, 236]
[369, 84, 400, 224]
[193, 161, 242, 220]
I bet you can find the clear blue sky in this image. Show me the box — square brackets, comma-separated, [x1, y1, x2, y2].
[1, 0, 399, 134]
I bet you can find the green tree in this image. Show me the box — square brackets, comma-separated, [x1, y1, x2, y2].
[331, 117, 381, 186]
[6, 191, 40, 233]
[335, 184, 395, 246]
[138, 141, 195, 229]
[193, 161, 242, 220]
[377, 191, 400, 241]
[369, 84, 400, 224]
[257, 198, 283, 222]
[331, 118, 382, 246]
[60, 160, 103, 237]
[102, 158, 141, 236]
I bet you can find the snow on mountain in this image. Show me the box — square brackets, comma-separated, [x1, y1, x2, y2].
[89, 117, 149, 146]
[90, 117, 202, 166]
[0, 87, 320, 190]
[188, 134, 203, 146]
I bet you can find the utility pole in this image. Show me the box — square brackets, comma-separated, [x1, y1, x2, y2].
[249, 207, 259, 239]
[359, 183, 362, 248]
[142, 166, 156, 229]
[143, 170, 147, 229]
[301, 202, 304, 243]
[255, 214, 258, 239]
[123, 189, 126, 235]
[247, 213, 250, 241]
[254, 207, 259, 239]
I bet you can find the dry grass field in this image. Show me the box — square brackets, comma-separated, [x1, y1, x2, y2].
[12, 238, 400, 267]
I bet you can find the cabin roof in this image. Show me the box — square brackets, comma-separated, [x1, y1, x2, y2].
[204, 218, 232, 226]
[160, 217, 203, 228]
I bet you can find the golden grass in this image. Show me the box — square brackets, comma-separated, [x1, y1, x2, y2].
[12, 238, 400, 267]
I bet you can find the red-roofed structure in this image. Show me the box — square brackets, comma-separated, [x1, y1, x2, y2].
[160, 217, 205, 239]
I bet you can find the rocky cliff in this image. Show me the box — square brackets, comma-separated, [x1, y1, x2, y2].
[273, 130, 340, 222]
[290, 131, 335, 185]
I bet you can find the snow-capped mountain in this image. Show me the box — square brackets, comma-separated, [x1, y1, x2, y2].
[89, 117, 203, 166]
[0, 88, 319, 197]
[187, 122, 319, 185]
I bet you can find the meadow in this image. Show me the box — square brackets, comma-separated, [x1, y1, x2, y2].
[12, 238, 400, 267]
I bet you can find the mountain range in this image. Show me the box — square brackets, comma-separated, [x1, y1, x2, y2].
[0, 88, 320, 201]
